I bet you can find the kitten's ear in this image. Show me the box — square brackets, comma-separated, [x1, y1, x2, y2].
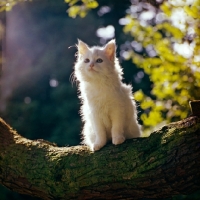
[77, 39, 89, 55]
[104, 39, 116, 61]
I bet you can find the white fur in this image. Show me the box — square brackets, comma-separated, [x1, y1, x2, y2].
[74, 39, 141, 151]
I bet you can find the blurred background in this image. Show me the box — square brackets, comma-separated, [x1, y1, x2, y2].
[0, 0, 199, 199]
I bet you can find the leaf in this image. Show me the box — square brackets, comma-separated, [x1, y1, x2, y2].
[140, 98, 154, 110]
[134, 90, 144, 101]
[160, 2, 172, 16]
[65, 0, 72, 3]
[184, 5, 200, 19]
[79, 10, 87, 18]
[86, 0, 98, 9]
[67, 6, 81, 18]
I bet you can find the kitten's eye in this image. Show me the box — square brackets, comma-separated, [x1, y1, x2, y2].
[84, 58, 90, 63]
[96, 58, 103, 63]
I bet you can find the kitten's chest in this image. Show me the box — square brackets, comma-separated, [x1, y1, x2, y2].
[87, 91, 113, 128]
[86, 88, 118, 112]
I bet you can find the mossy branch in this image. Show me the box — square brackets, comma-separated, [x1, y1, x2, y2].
[0, 116, 200, 199]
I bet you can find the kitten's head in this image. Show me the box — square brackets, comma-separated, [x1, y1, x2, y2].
[74, 39, 123, 83]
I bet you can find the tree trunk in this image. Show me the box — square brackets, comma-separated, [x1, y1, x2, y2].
[0, 116, 200, 199]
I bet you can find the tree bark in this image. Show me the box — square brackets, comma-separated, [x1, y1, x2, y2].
[0, 116, 200, 199]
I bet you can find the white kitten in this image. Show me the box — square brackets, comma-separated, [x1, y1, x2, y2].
[74, 39, 141, 151]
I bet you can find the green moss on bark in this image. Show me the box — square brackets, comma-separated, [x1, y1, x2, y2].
[0, 117, 200, 199]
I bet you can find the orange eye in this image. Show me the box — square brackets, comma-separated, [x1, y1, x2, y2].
[84, 58, 90, 63]
[96, 58, 103, 63]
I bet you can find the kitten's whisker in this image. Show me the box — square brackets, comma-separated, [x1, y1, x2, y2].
[68, 45, 76, 49]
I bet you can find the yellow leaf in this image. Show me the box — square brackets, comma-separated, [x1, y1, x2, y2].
[134, 90, 144, 101]
[141, 98, 154, 110]
[184, 5, 200, 19]
[86, 0, 98, 9]
[80, 10, 87, 18]
[160, 2, 172, 16]
[67, 6, 80, 18]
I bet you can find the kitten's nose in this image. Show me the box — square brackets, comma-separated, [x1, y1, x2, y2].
[90, 63, 94, 68]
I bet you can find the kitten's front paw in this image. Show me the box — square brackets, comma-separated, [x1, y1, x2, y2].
[112, 136, 125, 145]
[91, 143, 104, 151]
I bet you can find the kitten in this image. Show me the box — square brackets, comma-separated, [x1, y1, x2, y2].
[74, 39, 141, 151]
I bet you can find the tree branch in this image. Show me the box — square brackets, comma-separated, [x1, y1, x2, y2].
[0, 116, 200, 199]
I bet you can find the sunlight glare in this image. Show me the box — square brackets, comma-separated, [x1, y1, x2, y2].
[24, 97, 31, 104]
[96, 25, 115, 40]
[49, 79, 59, 87]
[174, 42, 194, 58]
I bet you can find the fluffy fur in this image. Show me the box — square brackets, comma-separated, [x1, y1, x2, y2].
[74, 39, 141, 151]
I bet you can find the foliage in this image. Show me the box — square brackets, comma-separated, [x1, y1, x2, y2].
[121, 0, 200, 134]
[0, 0, 24, 11]
[0, 0, 99, 13]
[65, 0, 99, 18]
